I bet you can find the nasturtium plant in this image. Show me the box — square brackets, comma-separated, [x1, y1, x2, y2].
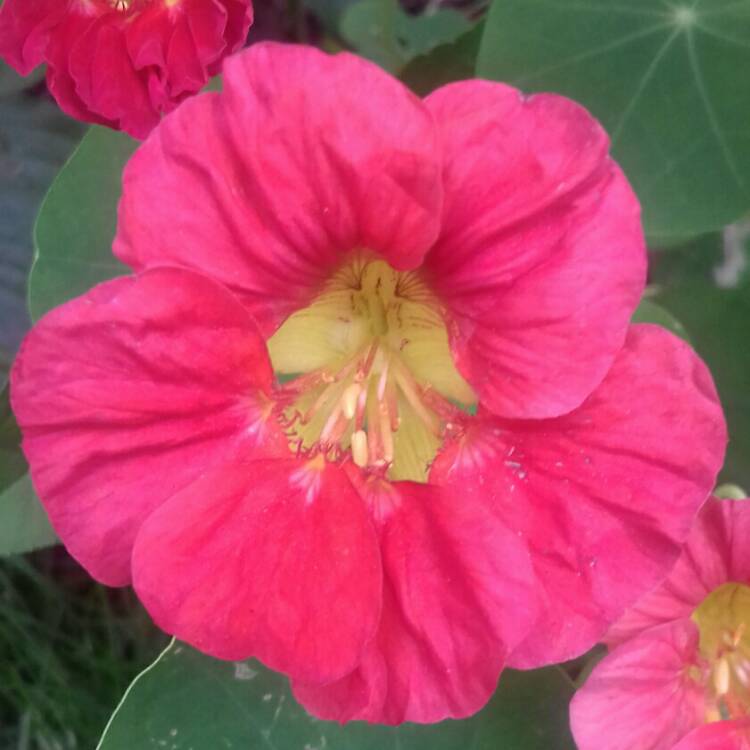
[2, 1, 750, 748]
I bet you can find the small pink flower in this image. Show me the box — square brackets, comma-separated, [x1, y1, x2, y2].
[0, 0, 253, 138]
[11, 44, 727, 724]
[571, 497, 750, 750]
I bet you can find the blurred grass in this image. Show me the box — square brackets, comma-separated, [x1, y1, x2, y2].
[0, 548, 166, 750]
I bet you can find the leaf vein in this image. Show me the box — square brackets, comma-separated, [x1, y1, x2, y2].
[612, 26, 683, 145]
[685, 28, 746, 189]
[520, 23, 669, 84]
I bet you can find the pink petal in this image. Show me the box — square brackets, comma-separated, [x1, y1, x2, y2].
[44, 11, 115, 128]
[424, 81, 646, 419]
[10, 268, 281, 587]
[66, 17, 159, 139]
[210, 0, 253, 72]
[0, 0, 64, 74]
[673, 720, 750, 750]
[132, 458, 381, 683]
[608, 496, 750, 647]
[431, 325, 726, 667]
[292, 478, 537, 724]
[570, 619, 705, 750]
[115, 42, 443, 334]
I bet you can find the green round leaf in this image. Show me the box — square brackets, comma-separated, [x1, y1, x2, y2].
[98, 640, 575, 749]
[0, 385, 57, 555]
[341, 0, 472, 72]
[631, 298, 690, 341]
[478, 0, 750, 242]
[0, 474, 57, 556]
[400, 22, 484, 96]
[0, 384, 27, 494]
[0, 61, 83, 380]
[29, 126, 138, 321]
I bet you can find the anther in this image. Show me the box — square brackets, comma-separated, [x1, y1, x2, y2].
[352, 430, 368, 468]
[342, 383, 361, 420]
[714, 657, 731, 696]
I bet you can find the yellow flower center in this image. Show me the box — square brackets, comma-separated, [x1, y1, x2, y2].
[268, 257, 476, 482]
[692, 582, 750, 722]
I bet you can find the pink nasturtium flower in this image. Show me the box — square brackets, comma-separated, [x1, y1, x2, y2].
[11, 44, 727, 724]
[571, 497, 750, 750]
[0, 0, 253, 138]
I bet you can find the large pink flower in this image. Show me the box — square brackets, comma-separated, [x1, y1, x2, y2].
[0, 0, 253, 138]
[570, 497, 750, 750]
[10, 44, 726, 724]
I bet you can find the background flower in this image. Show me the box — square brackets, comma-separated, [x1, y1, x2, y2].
[0, 0, 253, 138]
[571, 497, 750, 750]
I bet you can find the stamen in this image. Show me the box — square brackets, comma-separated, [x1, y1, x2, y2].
[352, 430, 368, 468]
[320, 402, 344, 443]
[385, 378, 400, 432]
[354, 385, 367, 431]
[366, 386, 385, 466]
[268, 259, 477, 481]
[377, 355, 390, 401]
[714, 657, 731, 696]
[392, 361, 441, 436]
[356, 341, 379, 382]
[734, 660, 750, 687]
[342, 383, 361, 420]
[302, 385, 337, 425]
[379, 401, 394, 464]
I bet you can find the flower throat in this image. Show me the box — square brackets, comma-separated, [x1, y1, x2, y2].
[268, 257, 476, 482]
[692, 582, 750, 722]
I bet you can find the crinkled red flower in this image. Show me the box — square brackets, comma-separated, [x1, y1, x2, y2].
[0, 0, 253, 138]
[11, 43, 727, 724]
[570, 497, 750, 750]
